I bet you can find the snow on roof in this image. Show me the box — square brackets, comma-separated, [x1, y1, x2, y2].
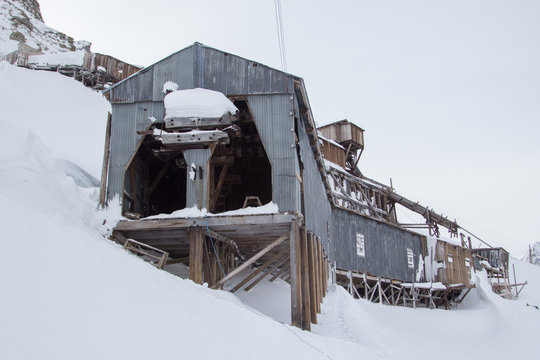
[318, 133, 346, 150]
[164, 88, 238, 120]
[27, 50, 87, 66]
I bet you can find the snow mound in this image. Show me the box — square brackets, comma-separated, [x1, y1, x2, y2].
[0, 61, 110, 178]
[164, 87, 238, 120]
[28, 50, 86, 66]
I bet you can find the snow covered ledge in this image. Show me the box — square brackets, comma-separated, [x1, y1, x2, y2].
[164, 88, 238, 129]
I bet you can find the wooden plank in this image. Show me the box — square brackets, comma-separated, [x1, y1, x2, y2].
[211, 163, 230, 210]
[307, 233, 318, 324]
[317, 238, 324, 311]
[270, 263, 290, 282]
[299, 227, 311, 331]
[189, 228, 204, 284]
[114, 213, 295, 231]
[242, 250, 290, 292]
[289, 222, 302, 328]
[212, 233, 289, 289]
[149, 161, 171, 195]
[232, 247, 289, 292]
[99, 112, 112, 207]
[313, 237, 321, 313]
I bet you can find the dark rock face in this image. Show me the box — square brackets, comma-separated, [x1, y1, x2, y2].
[19, 0, 43, 22]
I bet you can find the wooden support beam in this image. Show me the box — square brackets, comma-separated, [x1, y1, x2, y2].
[210, 163, 230, 210]
[307, 233, 318, 324]
[300, 227, 311, 331]
[289, 222, 303, 328]
[231, 247, 289, 293]
[203, 238, 214, 286]
[313, 237, 321, 314]
[99, 112, 112, 207]
[189, 228, 204, 284]
[317, 238, 323, 313]
[270, 263, 290, 282]
[212, 233, 289, 289]
[149, 161, 171, 195]
[244, 254, 289, 292]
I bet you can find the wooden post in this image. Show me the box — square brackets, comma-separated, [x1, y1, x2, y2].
[317, 238, 324, 311]
[290, 222, 303, 328]
[300, 227, 311, 331]
[99, 112, 112, 207]
[313, 236, 321, 313]
[189, 228, 204, 284]
[307, 233, 318, 324]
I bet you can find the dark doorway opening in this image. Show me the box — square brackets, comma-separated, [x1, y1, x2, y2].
[123, 134, 187, 218]
[209, 99, 272, 213]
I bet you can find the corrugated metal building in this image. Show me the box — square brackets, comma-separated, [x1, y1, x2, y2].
[102, 42, 428, 284]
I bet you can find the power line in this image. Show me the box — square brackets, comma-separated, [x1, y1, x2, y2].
[274, 0, 287, 71]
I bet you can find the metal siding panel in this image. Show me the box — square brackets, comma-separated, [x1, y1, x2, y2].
[330, 208, 424, 282]
[247, 94, 297, 212]
[183, 149, 212, 208]
[106, 102, 164, 201]
[152, 47, 195, 102]
[202, 47, 248, 95]
[136, 67, 154, 102]
[297, 110, 332, 247]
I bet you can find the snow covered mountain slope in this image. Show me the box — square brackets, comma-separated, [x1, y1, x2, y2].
[0, 61, 539, 360]
[0, 61, 110, 178]
[0, 0, 90, 57]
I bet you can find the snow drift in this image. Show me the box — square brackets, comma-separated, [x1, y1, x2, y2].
[0, 62, 539, 360]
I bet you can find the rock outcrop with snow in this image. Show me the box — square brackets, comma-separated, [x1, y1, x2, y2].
[0, 0, 90, 58]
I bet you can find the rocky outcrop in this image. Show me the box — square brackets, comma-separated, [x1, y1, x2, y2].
[0, 0, 90, 58]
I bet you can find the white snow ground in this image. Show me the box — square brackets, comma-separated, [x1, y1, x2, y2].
[0, 62, 539, 359]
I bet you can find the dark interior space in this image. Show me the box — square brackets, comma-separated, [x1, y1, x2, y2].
[123, 134, 187, 218]
[209, 99, 272, 213]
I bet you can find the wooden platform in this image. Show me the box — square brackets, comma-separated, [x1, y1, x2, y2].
[114, 213, 296, 260]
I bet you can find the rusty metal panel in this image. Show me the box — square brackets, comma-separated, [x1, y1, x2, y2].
[246, 94, 298, 213]
[330, 208, 425, 282]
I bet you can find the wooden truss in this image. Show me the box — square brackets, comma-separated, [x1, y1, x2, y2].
[336, 269, 471, 310]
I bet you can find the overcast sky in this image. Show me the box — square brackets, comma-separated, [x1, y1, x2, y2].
[38, 0, 540, 256]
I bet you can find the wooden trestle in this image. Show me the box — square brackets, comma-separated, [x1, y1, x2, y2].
[112, 213, 328, 331]
[335, 269, 471, 310]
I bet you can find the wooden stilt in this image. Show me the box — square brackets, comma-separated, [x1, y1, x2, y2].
[290, 222, 303, 328]
[307, 233, 318, 324]
[189, 227, 204, 285]
[300, 227, 311, 331]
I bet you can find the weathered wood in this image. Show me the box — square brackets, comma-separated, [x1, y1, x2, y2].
[240, 248, 290, 292]
[270, 263, 290, 282]
[307, 233, 318, 324]
[166, 256, 190, 265]
[115, 213, 295, 232]
[149, 161, 171, 195]
[212, 233, 289, 289]
[99, 112, 112, 207]
[210, 163, 230, 210]
[313, 237, 321, 313]
[289, 222, 303, 328]
[189, 228, 204, 284]
[317, 238, 324, 311]
[300, 227, 311, 331]
[245, 254, 290, 292]
[203, 238, 214, 286]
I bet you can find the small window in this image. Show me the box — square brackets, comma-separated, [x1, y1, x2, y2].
[447, 255, 454, 263]
[356, 233, 365, 257]
[407, 248, 414, 268]
[465, 258, 471, 267]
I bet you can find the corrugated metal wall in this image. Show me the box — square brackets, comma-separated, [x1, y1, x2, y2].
[247, 94, 298, 213]
[331, 207, 426, 282]
[183, 149, 212, 209]
[297, 114, 332, 252]
[107, 101, 164, 201]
